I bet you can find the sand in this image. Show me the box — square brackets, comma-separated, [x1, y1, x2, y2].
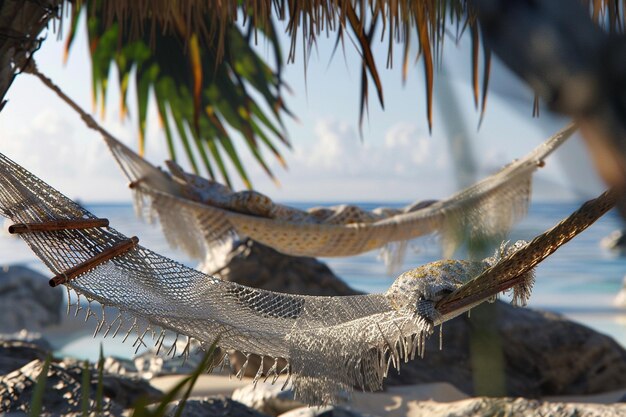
[148, 374, 626, 417]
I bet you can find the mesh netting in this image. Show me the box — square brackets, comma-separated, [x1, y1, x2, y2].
[103, 124, 575, 273]
[0, 151, 535, 404]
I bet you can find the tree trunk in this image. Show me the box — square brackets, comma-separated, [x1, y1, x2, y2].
[0, 0, 63, 111]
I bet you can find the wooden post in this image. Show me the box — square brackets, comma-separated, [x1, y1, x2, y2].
[49, 237, 139, 287]
[9, 218, 109, 234]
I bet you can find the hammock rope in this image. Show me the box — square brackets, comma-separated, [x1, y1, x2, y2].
[0, 151, 616, 404]
[28, 64, 576, 272]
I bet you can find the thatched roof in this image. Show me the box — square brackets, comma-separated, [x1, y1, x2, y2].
[3, 0, 625, 195]
[79, 0, 481, 130]
[4, 1, 621, 124]
[75, 0, 621, 129]
[84, 0, 626, 197]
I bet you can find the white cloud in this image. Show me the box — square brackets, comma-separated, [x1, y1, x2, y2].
[241, 119, 456, 202]
[298, 120, 448, 177]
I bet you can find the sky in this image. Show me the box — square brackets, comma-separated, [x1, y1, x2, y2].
[0, 16, 605, 203]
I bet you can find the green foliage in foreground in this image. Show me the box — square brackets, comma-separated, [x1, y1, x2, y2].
[131, 342, 219, 417]
[28, 353, 51, 417]
[29, 340, 219, 416]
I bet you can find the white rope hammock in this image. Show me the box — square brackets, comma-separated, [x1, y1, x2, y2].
[29, 65, 576, 272]
[0, 151, 616, 404]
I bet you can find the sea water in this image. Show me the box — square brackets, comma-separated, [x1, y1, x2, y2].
[1, 200, 624, 360]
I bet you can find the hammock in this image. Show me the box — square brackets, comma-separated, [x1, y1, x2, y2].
[30, 67, 575, 272]
[114, 127, 578, 275]
[0, 152, 616, 404]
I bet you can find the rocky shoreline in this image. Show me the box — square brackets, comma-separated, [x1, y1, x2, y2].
[2, 333, 625, 416]
[1, 251, 626, 416]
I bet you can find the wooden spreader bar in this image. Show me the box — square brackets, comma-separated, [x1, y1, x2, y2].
[9, 218, 110, 234]
[49, 236, 139, 287]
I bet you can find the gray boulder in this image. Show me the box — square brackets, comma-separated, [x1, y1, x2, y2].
[279, 406, 373, 417]
[0, 356, 161, 415]
[0, 330, 51, 350]
[0, 337, 49, 375]
[403, 397, 626, 417]
[0, 265, 63, 332]
[384, 301, 626, 397]
[165, 397, 271, 417]
[232, 382, 303, 416]
[212, 239, 360, 296]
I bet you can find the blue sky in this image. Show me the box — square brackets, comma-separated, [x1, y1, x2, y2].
[0, 19, 604, 203]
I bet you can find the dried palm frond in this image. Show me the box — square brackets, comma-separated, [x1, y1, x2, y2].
[63, 1, 623, 130]
[64, 0, 487, 132]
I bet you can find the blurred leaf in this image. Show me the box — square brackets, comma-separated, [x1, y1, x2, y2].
[415, 4, 434, 133]
[96, 344, 104, 414]
[346, 4, 384, 134]
[130, 340, 219, 417]
[470, 22, 480, 109]
[81, 360, 90, 416]
[66, 3, 291, 188]
[478, 38, 491, 128]
[29, 353, 51, 417]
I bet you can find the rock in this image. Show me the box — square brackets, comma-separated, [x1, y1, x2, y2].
[0, 337, 49, 375]
[0, 330, 51, 350]
[211, 239, 360, 296]
[402, 397, 626, 417]
[0, 356, 161, 415]
[0, 265, 63, 332]
[165, 396, 271, 417]
[279, 406, 373, 417]
[614, 275, 626, 307]
[0, 358, 120, 416]
[232, 382, 303, 416]
[102, 355, 136, 376]
[601, 229, 626, 252]
[384, 301, 626, 397]
[99, 372, 162, 408]
[133, 338, 208, 378]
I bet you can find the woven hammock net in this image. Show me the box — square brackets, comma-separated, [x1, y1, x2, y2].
[0, 151, 538, 404]
[103, 124, 576, 272]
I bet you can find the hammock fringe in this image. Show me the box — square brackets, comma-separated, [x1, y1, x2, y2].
[0, 148, 614, 404]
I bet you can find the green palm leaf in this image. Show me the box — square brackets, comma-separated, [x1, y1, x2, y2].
[65, 4, 291, 188]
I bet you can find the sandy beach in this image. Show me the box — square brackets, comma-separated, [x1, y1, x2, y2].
[148, 373, 626, 417]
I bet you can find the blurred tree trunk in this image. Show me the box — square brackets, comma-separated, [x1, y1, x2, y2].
[0, 0, 61, 111]
[476, 0, 626, 214]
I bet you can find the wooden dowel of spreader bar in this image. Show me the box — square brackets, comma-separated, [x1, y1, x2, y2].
[49, 236, 139, 287]
[9, 218, 110, 234]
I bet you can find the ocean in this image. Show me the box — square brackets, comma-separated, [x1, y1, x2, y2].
[1, 200, 625, 360]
